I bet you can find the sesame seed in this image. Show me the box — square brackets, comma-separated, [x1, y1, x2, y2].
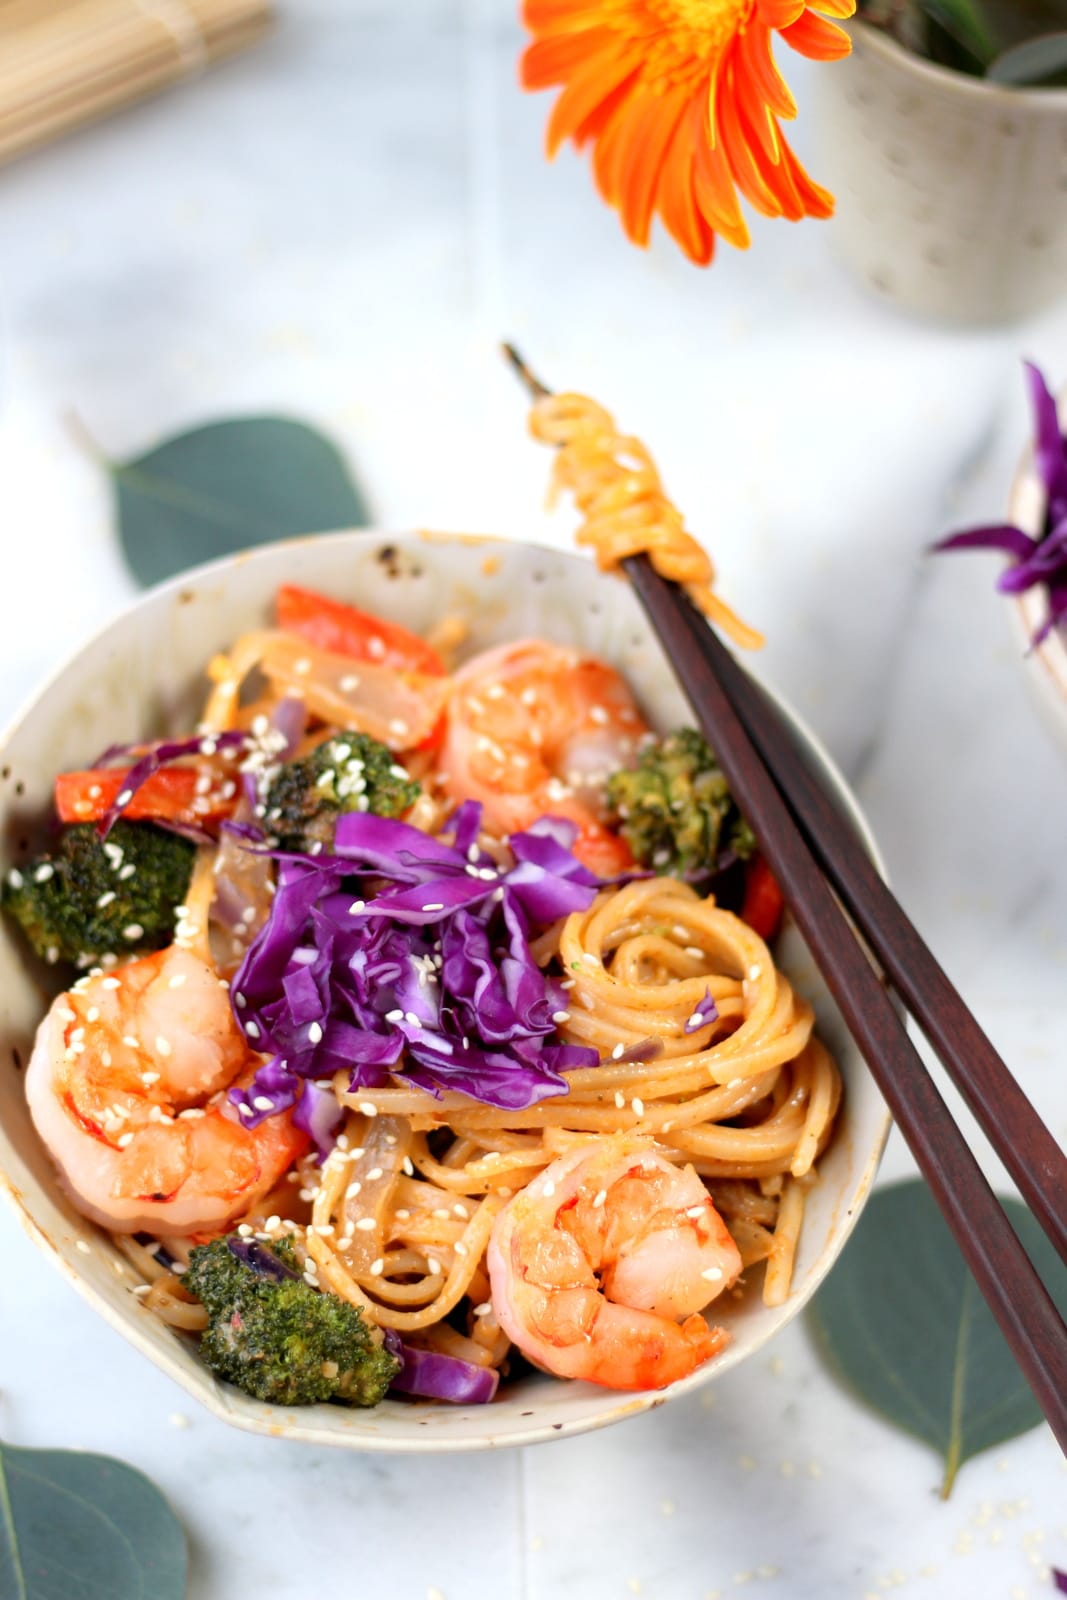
[34, 863, 54, 883]
[349, 900, 366, 915]
[123, 924, 144, 941]
[389, 719, 409, 739]
[369, 1258, 385, 1276]
[308, 1022, 323, 1044]
[592, 1189, 607, 1209]
[340, 674, 361, 692]
[117, 1132, 134, 1148]
[253, 1096, 274, 1111]
[359, 1101, 378, 1118]
[454, 1241, 468, 1257]
[168, 973, 187, 989]
[394, 1208, 411, 1221]
[614, 1091, 625, 1109]
[543, 1180, 556, 1198]
[748, 964, 762, 981]
[234, 991, 247, 1009]
[116, 788, 134, 807]
[122, 1035, 140, 1048]
[701, 1266, 724, 1282]
[141, 1071, 160, 1085]
[75, 1238, 91, 1254]
[345, 1182, 362, 1199]
[473, 1302, 492, 1317]
[632, 1097, 645, 1117]
[686, 1205, 705, 1218]
[237, 1102, 254, 1117]
[687, 1012, 705, 1030]
[552, 1010, 570, 1024]
[589, 705, 609, 726]
[423, 903, 444, 913]
[102, 976, 121, 990]
[366, 1167, 384, 1181]
[118, 863, 137, 882]
[86, 1007, 100, 1023]
[427, 1257, 442, 1274]
[401, 1156, 415, 1177]
[355, 1217, 376, 1232]
[611, 1043, 625, 1060]
[453, 1203, 468, 1219]
[154, 1036, 172, 1057]
[405, 1011, 421, 1028]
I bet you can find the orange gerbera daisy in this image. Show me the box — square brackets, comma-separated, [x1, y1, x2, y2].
[520, 0, 855, 265]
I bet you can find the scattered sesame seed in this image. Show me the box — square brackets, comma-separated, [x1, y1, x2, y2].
[154, 1035, 172, 1057]
[473, 1302, 492, 1317]
[701, 1266, 724, 1282]
[34, 863, 54, 883]
[75, 1238, 91, 1254]
[235, 991, 247, 1009]
[359, 1101, 378, 1118]
[453, 1203, 468, 1219]
[401, 1156, 415, 1177]
[423, 903, 444, 914]
[349, 900, 366, 915]
[748, 964, 762, 981]
[394, 1208, 411, 1221]
[366, 1167, 384, 1182]
[117, 1132, 134, 1148]
[307, 1022, 323, 1044]
[592, 1189, 607, 1209]
[168, 973, 187, 989]
[253, 1096, 274, 1112]
[118, 863, 137, 882]
[632, 1097, 645, 1117]
[427, 1257, 442, 1274]
[611, 1043, 625, 1060]
[123, 924, 144, 941]
[355, 1217, 376, 1232]
[116, 789, 134, 807]
[614, 1091, 626, 1109]
[237, 1102, 254, 1117]
[369, 1258, 385, 1277]
[389, 719, 409, 739]
[552, 1010, 570, 1024]
[687, 1205, 706, 1218]
[543, 1180, 556, 1198]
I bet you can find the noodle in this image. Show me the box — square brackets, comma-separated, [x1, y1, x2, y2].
[528, 392, 765, 651]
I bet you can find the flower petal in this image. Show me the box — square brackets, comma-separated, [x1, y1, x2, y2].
[932, 523, 1038, 559]
[657, 104, 717, 265]
[614, 86, 691, 247]
[1025, 360, 1067, 510]
[693, 99, 751, 248]
[780, 9, 853, 59]
[735, 21, 798, 121]
[756, 0, 806, 25]
[810, 0, 857, 17]
[545, 43, 642, 156]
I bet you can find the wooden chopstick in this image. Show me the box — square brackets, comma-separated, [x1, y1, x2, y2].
[500, 344, 1067, 1455]
[676, 600, 1067, 1268]
[623, 555, 1067, 1457]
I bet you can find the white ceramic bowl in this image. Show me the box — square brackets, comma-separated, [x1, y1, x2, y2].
[1009, 392, 1067, 751]
[0, 532, 890, 1452]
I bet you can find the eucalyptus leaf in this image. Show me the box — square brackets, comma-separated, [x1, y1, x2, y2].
[807, 1181, 1067, 1496]
[111, 416, 369, 588]
[0, 1438, 186, 1599]
[988, 30, 1067, 84]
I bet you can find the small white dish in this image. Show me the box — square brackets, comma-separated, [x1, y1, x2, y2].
[0, 531, 890, 1453]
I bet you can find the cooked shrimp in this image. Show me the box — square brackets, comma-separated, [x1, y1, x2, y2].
[26, 946, 309, 1235]
[487, 1133, 742, 1391]
[441, 640, 647, 875]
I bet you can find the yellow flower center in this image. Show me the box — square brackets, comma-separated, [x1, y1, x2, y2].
[604, 0, 752, 91]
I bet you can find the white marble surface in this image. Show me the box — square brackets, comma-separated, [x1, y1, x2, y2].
[1, 4, 1066, 1596]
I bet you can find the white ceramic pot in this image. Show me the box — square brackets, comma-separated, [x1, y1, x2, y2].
[0, 531, 890, 1452]
[816, 21, 1067, 324]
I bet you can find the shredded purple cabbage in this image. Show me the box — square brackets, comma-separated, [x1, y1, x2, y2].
[683, 989, 718, 1035]
[1052, 1568, 1067, 1595]
[226, 1235, 299, 1282]
[934, 362, 1067, 648]
[93, 731, 249, 839]
[384, 1331, 499, 1404]
[227, 804, 602, 1148]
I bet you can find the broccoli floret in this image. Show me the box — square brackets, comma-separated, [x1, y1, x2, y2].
[185, 1235, 399, 1407]
[2, 820, 194, 967]
[606, 728, 756, 877]
[265, 733, 420, 851]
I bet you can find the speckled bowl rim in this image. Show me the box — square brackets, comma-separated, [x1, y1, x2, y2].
[0, 530, 892, 1453]
[849, 17, 1067, 110]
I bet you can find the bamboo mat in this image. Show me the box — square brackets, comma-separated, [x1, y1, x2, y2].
[0, 0, 273, 164]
